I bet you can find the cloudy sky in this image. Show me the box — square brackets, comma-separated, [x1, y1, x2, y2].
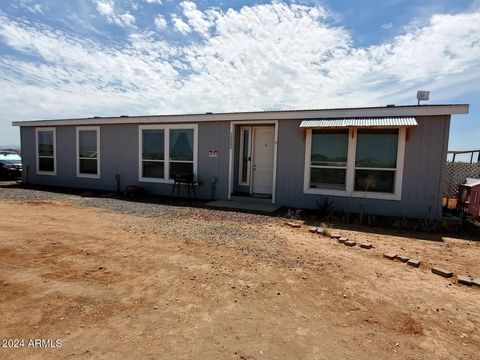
[0, 0, 479, 151]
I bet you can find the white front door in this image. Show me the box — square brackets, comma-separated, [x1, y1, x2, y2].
[252, 126, 275, 194]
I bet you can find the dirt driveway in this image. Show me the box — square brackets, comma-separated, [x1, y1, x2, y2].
[0, 190, 479, 359]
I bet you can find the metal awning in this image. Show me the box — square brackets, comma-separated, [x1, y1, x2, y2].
[300, 117, 418, 128]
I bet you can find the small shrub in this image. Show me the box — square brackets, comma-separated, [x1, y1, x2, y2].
[315, 197, 334, 219]
[286, 208, 302, 220]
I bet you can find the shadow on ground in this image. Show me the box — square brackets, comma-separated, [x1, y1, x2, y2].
[1, 180, 478, 242]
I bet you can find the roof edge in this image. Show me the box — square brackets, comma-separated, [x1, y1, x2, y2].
[12, 104, 469, 127]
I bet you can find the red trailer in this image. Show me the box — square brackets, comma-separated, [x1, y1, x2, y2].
[457, 178, 480, 218]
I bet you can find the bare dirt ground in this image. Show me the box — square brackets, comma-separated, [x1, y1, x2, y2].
[0, 187, 479, 359]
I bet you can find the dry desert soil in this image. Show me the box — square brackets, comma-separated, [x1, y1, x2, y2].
[0, 185, 479, 359]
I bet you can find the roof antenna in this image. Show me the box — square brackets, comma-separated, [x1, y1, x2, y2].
[416, 90, 430, 105]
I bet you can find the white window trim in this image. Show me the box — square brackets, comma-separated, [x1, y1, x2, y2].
[76, 126, 101, 179]
[35, 127, 57, 176]
[304, 128, 406, 201]
[238, 126, 252, 186]
[138, 124, 198, 184]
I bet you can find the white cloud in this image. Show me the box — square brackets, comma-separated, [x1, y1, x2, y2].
[0, 1, 479, 144]
[154, 14, 167, 30]
[119, 12, 135, 26]
[171, 14, 191, 34]
[382, 22, 393, 29]
[145, 0, 162, 4]
[95, 0, 114, 17]
[180, 1, 213, 35]
[95, 0, 136, 27]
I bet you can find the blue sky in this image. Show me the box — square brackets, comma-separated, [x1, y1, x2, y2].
[0, 0, 479, 152]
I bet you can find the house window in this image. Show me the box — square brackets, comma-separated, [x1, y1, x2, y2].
[169, 129, 194, 179]
[36, 128, 56, 175]
[354, 129, 398, 193]
[139, 124, 197, 183]
[304, 128, 406, 200]
[309, 130, 348, 190]
[142, 129, 165, 179]
[238, 126, 252, 185]
[77, 127, 100, 178]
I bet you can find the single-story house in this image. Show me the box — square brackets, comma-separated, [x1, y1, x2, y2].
[457, 178, 480, 218]
[12, 104, 469, 220]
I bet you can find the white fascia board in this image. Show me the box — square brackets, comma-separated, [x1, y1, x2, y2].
[12, 104, 469, 127]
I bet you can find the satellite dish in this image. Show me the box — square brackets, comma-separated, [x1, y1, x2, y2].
[417, 90, 430, 105]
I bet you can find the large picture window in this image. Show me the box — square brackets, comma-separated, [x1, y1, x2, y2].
[139, 124, 197, 183]
[77, 127, 100, 178]
[354, 129, 398, 193]
[36, 128, 56, 175]
[304, 128, 406, 200]
[309, 130, 348, 190]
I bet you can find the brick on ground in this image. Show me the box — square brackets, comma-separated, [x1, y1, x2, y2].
[338, 237, 348, 244]
[286, 222, 301, 228]
[431, 267, 453, 278]
[344, 240, 356, 247]
[457, 275, 473, 286]
[360, 242, 373, 249]
[316, 228, 324, 235]
[308, 227, 317, 233]
[330, 233, 342, 239]
[383, 252, 397, 260]
[407, 259, 421, 268]
[396, 255, 409, 263]
[473, 278, 480, 287]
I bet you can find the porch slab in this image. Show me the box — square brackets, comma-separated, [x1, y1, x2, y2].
[206, 200, 282, 214]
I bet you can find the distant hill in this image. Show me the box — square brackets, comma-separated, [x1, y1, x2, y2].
[0, 145, 20, 153]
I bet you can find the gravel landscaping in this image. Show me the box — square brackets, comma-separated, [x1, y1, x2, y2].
[0, 181, 277, 246]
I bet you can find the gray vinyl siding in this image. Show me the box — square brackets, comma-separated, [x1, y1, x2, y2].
[19, 115, 450, 220]
[21, 122, 231, 200]
[275, 115, 450, 220]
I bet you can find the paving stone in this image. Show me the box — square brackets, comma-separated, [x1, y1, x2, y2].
[338, 237, 348, 244]
[396, 255, 409, 263]
[308, 227, 317, 233]
[383, 252, 397, 260]
[286, 222, 301, 228]
[431, 267, 453, 278]
[457, 275, 473, 286]
[472, 278, 480, 287]
[407, 259, 421, 268]
[360, 242, 373, 249]
[344, 240, 356, 247]
[330, 233, 342, 239]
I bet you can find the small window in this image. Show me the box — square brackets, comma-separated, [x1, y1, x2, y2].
[169, 129, 194, 179]
[354, 129, 398, 193]
[239, 127, 251, 185]
[77, 127, 100, 178]
[36, 128, 56, 175]
[309, 130, 348, 190]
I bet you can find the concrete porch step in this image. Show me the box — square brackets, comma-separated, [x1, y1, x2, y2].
[206, 199, 282, 213]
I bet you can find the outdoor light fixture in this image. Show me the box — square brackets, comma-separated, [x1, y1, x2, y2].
[417, 90, 430, 105]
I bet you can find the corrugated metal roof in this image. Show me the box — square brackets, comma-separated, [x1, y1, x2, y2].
[300, 117, 418, 128]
